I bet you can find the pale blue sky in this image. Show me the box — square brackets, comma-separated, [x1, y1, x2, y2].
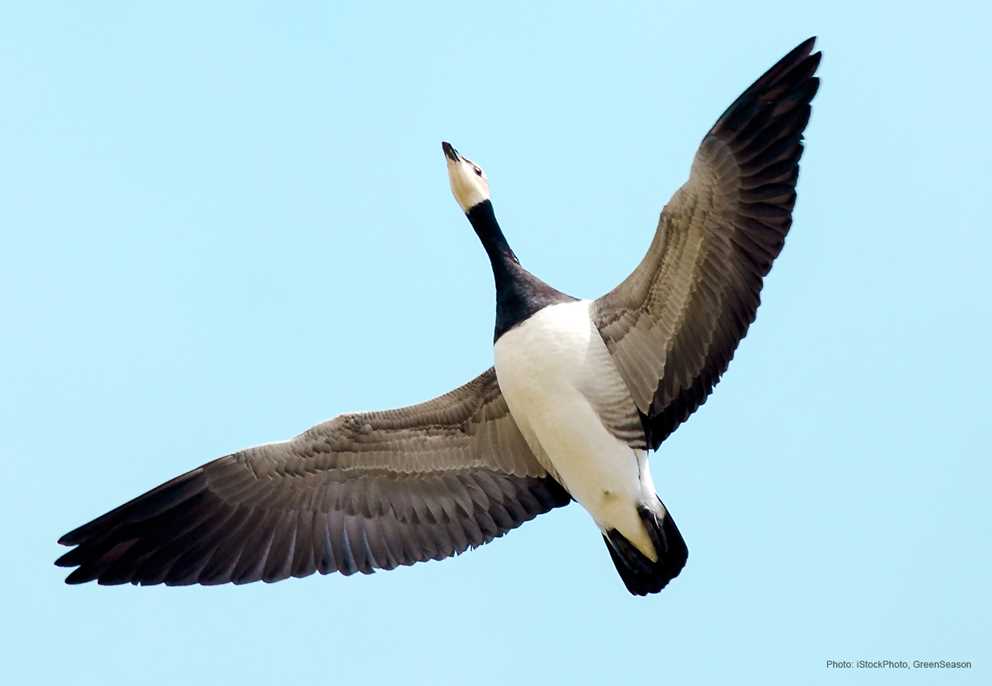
[3, 2, 989, 684]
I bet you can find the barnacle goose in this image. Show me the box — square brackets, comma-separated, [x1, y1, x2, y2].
[57, 38, 820, 595]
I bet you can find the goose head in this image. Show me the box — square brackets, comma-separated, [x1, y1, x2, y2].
[443, 141, 490, 212]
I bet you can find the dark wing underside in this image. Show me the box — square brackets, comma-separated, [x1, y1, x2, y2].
[593, 38, 821, 450]
[56, 368, 570, 585]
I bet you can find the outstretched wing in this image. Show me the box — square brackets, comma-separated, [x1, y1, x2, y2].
[592, 38, 821, 450]
[56, 368, 570, 585]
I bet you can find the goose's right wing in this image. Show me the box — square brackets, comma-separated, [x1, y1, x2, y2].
[56, 368, 570, 586]
[592, 38, 821, 449]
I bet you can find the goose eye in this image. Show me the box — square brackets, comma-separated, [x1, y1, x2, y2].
[473, 167, 483, 177]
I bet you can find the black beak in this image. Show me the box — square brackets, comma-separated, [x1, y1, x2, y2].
[441, 141, 460, 162]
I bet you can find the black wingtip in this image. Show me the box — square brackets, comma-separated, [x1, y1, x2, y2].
[64, 566, 99, 585]
[772, 37, 818, 75]
[790, 36, 817, 59]
[58, 525, 85, 547]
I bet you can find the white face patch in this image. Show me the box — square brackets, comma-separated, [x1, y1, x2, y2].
[446, 154, 491, 212]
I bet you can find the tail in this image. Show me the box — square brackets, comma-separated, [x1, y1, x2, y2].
[603, 499, 688, 596]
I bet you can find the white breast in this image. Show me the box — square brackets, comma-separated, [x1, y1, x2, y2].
[494, 300, 603, 414]
[493, 300, 658, 558]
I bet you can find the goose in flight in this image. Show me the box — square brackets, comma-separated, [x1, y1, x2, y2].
[56, 38, 820, 595]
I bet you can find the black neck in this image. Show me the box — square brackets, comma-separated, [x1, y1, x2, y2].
[467, 200, 518, 280]
[465, 200, 576, 342]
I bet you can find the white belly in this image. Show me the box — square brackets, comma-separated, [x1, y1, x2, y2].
[493, 300, 658, 559]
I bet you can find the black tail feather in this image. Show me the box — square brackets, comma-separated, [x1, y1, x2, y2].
[603, 501, 688, 596]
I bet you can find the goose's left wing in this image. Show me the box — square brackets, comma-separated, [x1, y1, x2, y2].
[592, 38, 820, 449]
[56, 368, 570, 585]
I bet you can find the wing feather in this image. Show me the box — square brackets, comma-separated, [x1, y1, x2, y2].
[593, 38, 821, 449]
[56, 368, 570, 585]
